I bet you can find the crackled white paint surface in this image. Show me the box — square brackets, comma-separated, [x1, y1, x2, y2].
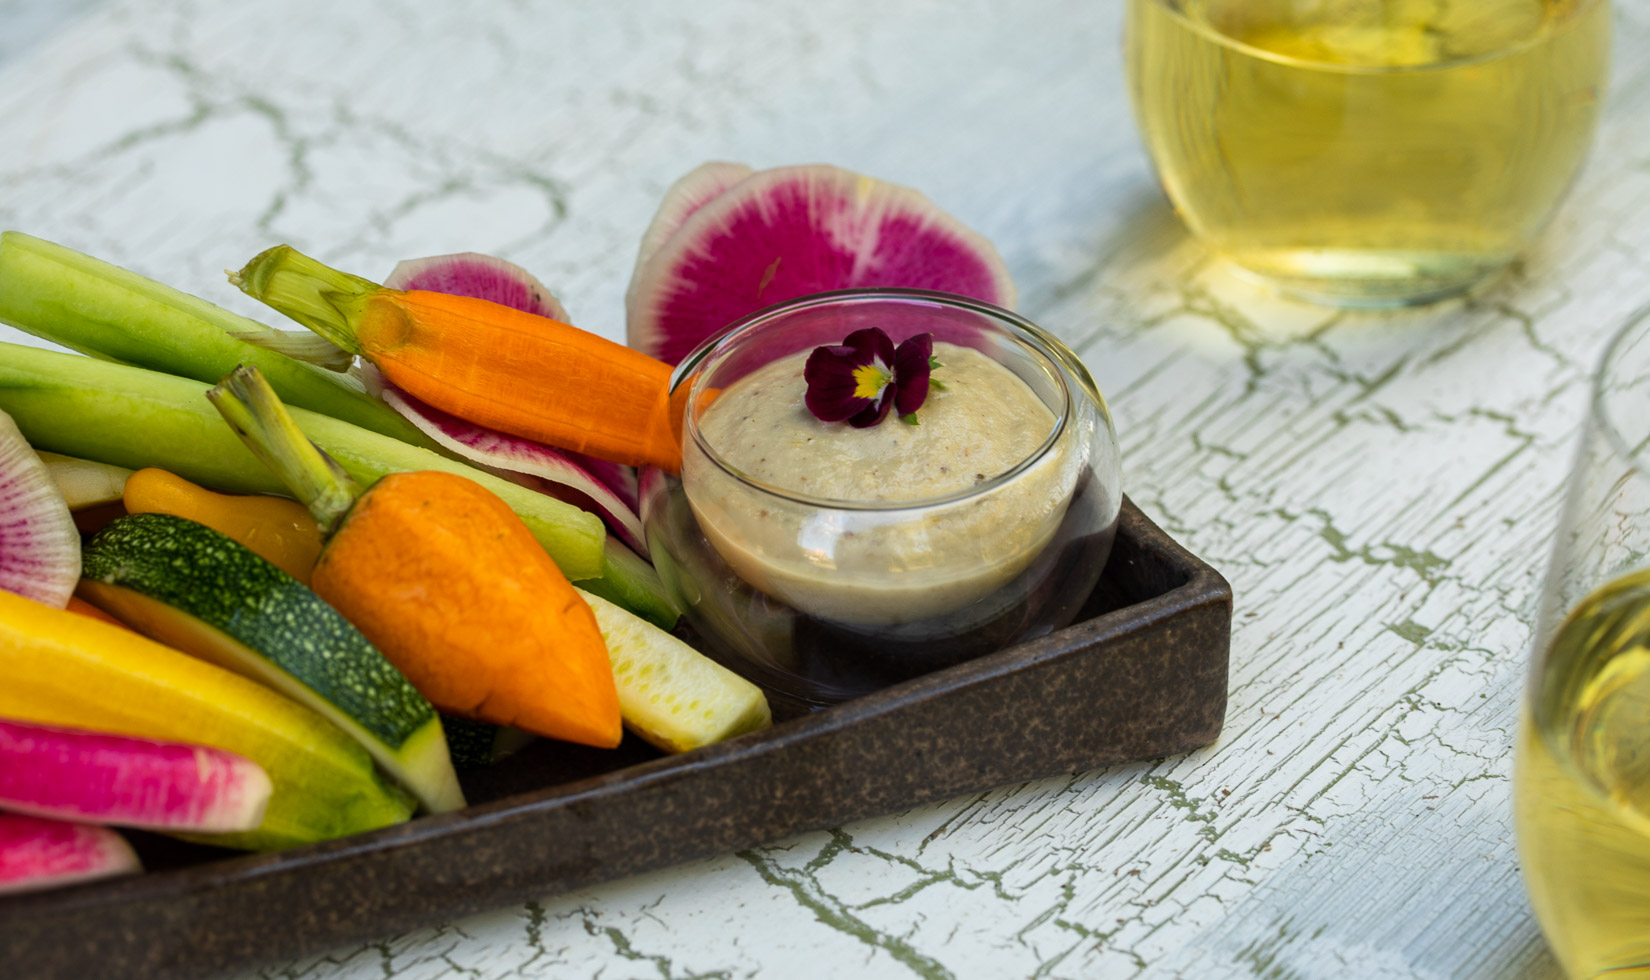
[2, 1, 1647, 977]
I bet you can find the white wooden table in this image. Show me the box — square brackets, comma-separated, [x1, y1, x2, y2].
[3, 1, 1647, 977]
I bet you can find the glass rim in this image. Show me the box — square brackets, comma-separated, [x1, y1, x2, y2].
[1133, 0, 1607, 76]
[1593, 301, 1650, 482]
[673, 288, 1075, 513]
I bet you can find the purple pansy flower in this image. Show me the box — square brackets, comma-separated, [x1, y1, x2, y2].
[804, 328, 935, 428]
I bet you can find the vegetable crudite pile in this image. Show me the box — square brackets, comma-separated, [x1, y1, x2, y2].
[0, 162, 1018, 892]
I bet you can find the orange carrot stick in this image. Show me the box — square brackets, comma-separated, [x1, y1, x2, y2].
[230, 247, 687, 473]
[208, 366, 621, 748]
[312, 470, 619, 746]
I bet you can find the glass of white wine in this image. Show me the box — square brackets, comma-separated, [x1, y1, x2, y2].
[1125, 0, 1612, 307]
[1516, 307, 1650, 977]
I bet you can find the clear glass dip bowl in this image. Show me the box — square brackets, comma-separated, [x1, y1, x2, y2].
[642, 290, 1122, 707]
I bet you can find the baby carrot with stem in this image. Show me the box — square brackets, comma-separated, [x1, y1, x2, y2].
[208, 365, 621, 749]
[230, 246, 688, 473]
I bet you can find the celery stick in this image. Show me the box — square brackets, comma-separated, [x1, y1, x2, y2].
[0, 342, 605, 582]
[580, 539, 681, 631]
[0, 232, 431, 448]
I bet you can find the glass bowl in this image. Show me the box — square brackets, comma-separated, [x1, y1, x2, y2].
[642, 290, 1122, 706]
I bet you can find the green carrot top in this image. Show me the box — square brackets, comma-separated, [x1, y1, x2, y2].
[207, 364, 362, 535]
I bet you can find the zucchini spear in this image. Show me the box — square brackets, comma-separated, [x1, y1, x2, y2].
[80, 513, 467, 814]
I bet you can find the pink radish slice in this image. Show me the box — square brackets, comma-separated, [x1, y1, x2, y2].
[574, 454, 640, 514]
[384, 252, 571, 323]
[0, 718, 272, 833]
[362, 366, 649, 556]
[625, 163, 1019, 365]
[626, 161, 755, 302]
[0, 813, 140, 894]
[0, 408, 80, 608]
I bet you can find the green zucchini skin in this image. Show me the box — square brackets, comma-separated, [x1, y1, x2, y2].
[439, 715, 535, 770]
[81, 513, 464, 812]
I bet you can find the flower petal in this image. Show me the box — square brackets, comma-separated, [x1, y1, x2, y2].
[844, 327, 896, 368]
[892, 333, 934, 417]
[804, 327, 917, 427]
[804, 345, 874, 422]
[848, 389, 896, 428]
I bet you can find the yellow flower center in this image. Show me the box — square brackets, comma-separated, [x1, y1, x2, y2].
[852, 363, 891, 399]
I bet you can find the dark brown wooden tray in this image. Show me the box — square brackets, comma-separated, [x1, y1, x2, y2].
[0, 497, 1230, 980]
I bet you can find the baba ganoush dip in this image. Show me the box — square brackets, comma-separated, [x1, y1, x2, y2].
[682, 340, 1083, 625]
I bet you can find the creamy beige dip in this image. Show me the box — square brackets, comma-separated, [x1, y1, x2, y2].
[683, 342, 1081, 625]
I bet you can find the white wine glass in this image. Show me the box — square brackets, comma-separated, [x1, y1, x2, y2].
[1125, 0, 1612, 307]
[1515, 305, 1650, 977]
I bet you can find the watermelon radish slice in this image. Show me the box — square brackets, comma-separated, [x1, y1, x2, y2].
[625, 163, 1018, 365]
[0, 408, 80, 608]
[0, 813, 139, 894]
[384, 252, 571, 323]
[573, 454, 639, 515]
[362, 366, 648, 556]
[628, 161, 754, 292]
[0, 717, 271, 832]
